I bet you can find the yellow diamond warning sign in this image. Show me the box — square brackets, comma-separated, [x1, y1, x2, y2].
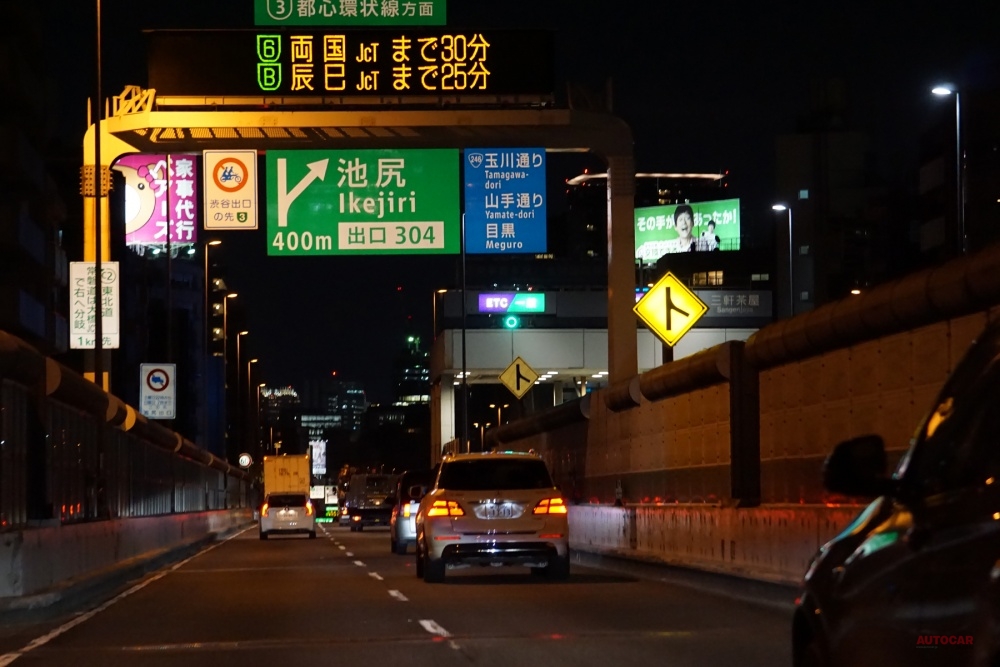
[634, 272, 708, 347]
[499, 356, 539, 400]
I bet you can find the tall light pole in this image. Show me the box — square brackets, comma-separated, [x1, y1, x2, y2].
[489, 403, 510, 429]
[772, 204, 794, 318]
[247, 358, 258, 454]
[235, 331, 249, 459]
[221, 293, 237, 459]
[202, 240, 221, 447]
[932, 85, 964, 254]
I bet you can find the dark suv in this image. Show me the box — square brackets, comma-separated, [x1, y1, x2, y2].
[794, 320, 1000, 666]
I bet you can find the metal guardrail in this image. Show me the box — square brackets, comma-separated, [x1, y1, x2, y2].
[0, 331, 250, 531]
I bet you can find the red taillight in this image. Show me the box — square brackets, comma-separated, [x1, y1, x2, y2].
[427, 499, 465, 517]
[261, 503, 270, 517]
[533, 498, 568, 515]
[403, 504, 412, 518]
[305, 500, 314, 516]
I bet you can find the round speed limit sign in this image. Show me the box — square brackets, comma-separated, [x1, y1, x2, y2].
[238, 453, 253, 468]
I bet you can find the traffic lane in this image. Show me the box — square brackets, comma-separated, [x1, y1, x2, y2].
[2, 525, 792, 667]
[329, 526, 793, 667]
[1, 525, 463, 667]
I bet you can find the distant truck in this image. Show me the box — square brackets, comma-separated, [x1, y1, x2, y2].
[263, 454, 311, 495]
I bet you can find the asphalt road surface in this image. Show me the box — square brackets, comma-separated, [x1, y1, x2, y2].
[0, 524, 793, 667]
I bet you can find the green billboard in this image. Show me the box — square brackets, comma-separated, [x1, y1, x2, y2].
[266, 149, 460, 256]
[634, 198, 741, 261]
[254, 0, 446, 26]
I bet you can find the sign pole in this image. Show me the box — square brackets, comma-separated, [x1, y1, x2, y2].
[460, 213, 469, 453]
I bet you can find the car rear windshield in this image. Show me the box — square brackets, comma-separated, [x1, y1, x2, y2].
[266, 494, 307, 507]
[363, 476, 394, 492]
[437, 459, 553, 491]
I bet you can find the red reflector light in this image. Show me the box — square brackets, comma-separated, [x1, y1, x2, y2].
[433, 535, 461, 541]
[533, 498, 568, 515]
[539, 533, 564, 539]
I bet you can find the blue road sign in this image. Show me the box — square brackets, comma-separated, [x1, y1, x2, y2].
[464, 148, 547, 254]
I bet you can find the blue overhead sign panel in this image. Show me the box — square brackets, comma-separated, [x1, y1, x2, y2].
[464, 148, 547, 254]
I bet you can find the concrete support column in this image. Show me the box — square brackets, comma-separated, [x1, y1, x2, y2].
[606, 153, 638, 385]
[431, 377, 456, 464]
[726, 341, 761, 506]
[552, 382, 563, 405]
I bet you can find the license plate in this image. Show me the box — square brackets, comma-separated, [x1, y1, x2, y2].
[479, 503, 520, 520]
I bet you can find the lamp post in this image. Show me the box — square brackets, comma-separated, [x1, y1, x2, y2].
[247, 358, 258, 454]
[488, 403, 510, 430]
[932, 85, 964, 254]
[235, 331, 249, 458]
[772, 204, 794, 318]
[202, 240, 221, 447]
[221, 293, 237, 459]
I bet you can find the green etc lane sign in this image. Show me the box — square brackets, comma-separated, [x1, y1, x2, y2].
[266, 149, 461, 256]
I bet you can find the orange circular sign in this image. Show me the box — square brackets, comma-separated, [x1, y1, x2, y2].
[213, 157, 248, 193]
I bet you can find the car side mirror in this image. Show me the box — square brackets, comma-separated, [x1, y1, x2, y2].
[823, 434, 894, 498]
[409, 484, 428, 500]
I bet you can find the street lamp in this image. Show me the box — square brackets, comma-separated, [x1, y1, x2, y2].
[202, 240, 221, 448]
[235, 331, 249, 456]
[247, 358, 258, 454]
[489, 403, 510, 429]
[772, 204, 794, 318]
[932, 85, 964, 254]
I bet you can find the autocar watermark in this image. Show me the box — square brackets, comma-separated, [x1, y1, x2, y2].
[916, 635, 974, 647]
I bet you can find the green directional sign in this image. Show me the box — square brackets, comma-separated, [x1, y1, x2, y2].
[266, 149, 460, 256]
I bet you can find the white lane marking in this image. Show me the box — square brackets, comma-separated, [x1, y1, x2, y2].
[338, 545, 346, 550]
[353, 560, 366, 567]
[419, 619, 461, 650]
[419, 619, 451, 637]
[0, 529, 244, 666]
[345, 552, 354, 557]
[369, 572, 384, 581]
[388, 589, 408, 602]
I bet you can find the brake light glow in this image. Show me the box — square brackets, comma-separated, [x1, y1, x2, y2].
[305, 500, 314, 516]
[261, 503, 270, 517]
[533, 498, 568, 515]
[427, 499, 465, 517]
[403, 505, 411, 518]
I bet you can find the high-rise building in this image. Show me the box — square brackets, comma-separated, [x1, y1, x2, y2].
[0, 6, 69, 354]
[259, 385, 302, 455]
[299, 376, 367, 432]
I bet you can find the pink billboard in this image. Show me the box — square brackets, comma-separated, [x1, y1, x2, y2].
[112, 154, 199, 246]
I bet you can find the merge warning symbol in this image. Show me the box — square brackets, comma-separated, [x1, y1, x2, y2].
[634, 272, 708, 347]
[499, 356, 539, 400]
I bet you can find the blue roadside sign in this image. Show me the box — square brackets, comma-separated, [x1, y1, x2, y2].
[463, 148, 547, 254]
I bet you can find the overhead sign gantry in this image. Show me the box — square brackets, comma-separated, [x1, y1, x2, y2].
[81, 27, 640, 419]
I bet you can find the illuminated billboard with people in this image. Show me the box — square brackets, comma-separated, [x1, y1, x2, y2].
[634, 198, 740, 261]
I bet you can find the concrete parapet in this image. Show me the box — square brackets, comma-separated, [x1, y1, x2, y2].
[0, 509, 252, 604]
[569, 503, 863, 585]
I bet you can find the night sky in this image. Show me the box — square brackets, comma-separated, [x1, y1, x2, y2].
[42, 0, 998, 402]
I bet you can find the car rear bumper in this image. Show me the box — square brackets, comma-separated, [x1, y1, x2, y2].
[351, 507, 392, 526]
[438, 541, 563, 567]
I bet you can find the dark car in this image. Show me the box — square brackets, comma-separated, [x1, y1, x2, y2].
[794, 320, 1000, 667]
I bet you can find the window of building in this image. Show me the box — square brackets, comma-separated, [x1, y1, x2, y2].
[751, 273, 770, 281]
[692, 271, 723, 286]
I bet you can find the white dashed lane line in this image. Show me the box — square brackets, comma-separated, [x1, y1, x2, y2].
[353, 560, 366, 567]
[388, 590, 408, 602]
[346, 552, 354, 557]
[369, 572, 384, 581]
[419, 619, 461, 650]
[338, 545, 346, 550]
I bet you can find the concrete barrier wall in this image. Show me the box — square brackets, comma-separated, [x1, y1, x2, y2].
[0, 509, 252, 599]
[569, 503, 863, 585]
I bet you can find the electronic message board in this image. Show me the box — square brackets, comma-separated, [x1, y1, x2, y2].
[146, 30, 553, 97]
